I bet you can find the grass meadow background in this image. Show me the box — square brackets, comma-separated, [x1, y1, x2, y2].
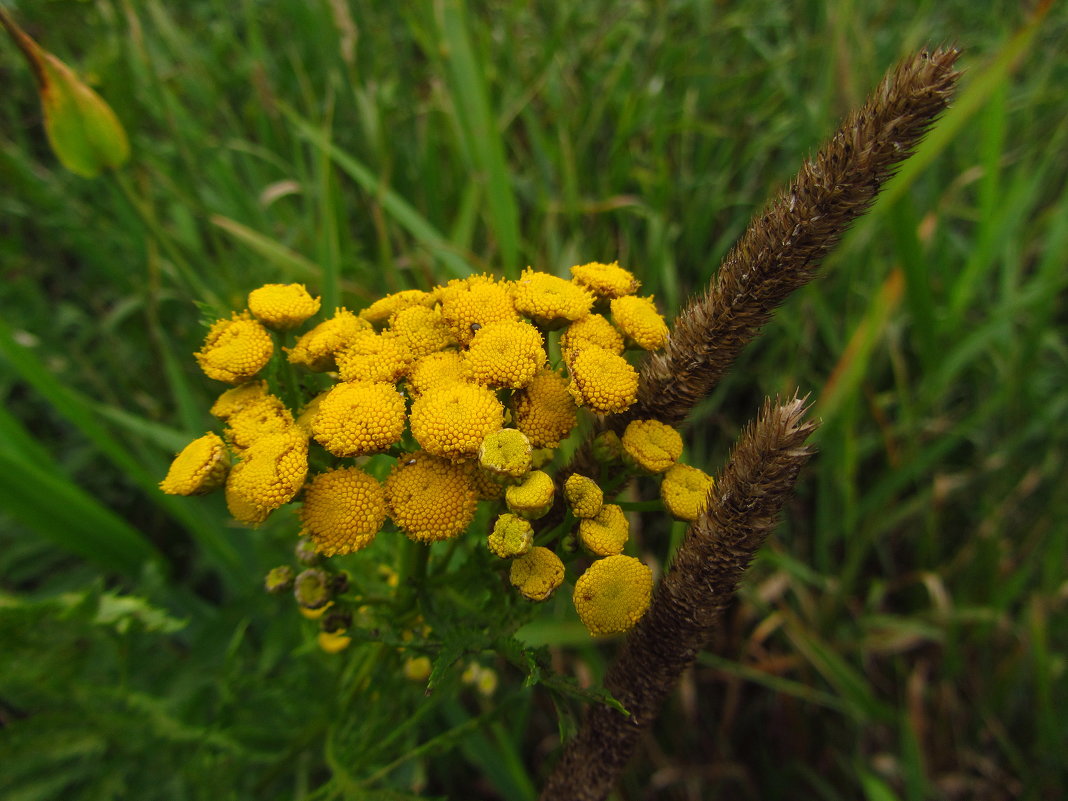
[1, 1, 1066, 799]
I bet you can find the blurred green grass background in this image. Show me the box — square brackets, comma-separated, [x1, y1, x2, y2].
[1, 1, 1066, 799]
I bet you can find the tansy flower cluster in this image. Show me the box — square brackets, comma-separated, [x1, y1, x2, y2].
[160, 269, 709, 647]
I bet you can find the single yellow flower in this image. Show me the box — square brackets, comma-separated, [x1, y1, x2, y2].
[479, 428, 532, 483]
[224, 395, 295, 454]
[388, 304, 456, 359]
[287, 308, 371, 371]
[225, 428, 309, 512]
[439, 275, 518, 345]
[566, 346, 639, 414]
[621, 419, 683, 473]
[573, 554, 652, 636]
[610, 295, 669, 351]
[660, 463, 715, 521]
[577, 504, 629, 556]
[360, 288, 435, 326]
[512, 267, 593, 326]
[562, 474, 603, 519]
[318, 629, 352, 654]
[409, 382, 504, 461]
[225, 467, 272, 526]
[248, 283, 321, 330]
[407, 349, 468, 397]
[560, 313, 625, 363]
[569, 261, 640, 299]
[159, 432, 230, 496]
[209, 380, 269, 420]
[300, 467, 387, 556]
[403, 655, 433, 681]
[505, 470, 555, 520]
[312, 381, 406, 457]
[194, 312, 274, 384]
[487, 513, 534, 558]
[511, 368, 578, 448]
[385, 453, 478, 543]
[509, 546, 565, 601]
[463, 319, 546, 389]
[336, 329, 413, 383]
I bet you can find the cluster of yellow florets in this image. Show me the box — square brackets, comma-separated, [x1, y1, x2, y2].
[162, 268, 688, 642]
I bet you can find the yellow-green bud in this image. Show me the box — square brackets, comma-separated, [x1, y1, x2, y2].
[591, 430, 623, 462]
[563, 474, 604, 518]
[264, 565, 295, 595]
[293, 568, 331, 609]
[478, 428, 532, 483]
[487, 513, 534, 558]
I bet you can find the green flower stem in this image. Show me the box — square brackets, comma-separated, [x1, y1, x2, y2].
[395, 536, 429, 612]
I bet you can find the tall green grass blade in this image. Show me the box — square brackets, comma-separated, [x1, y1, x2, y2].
[210, 214, 322, 282]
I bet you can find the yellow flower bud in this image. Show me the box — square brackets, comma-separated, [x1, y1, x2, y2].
[487, 513, 534, 558]
[610, 295, 669, 351]
[511, 368, 578, 448]
[195, 312, 274, 384]
[403, 655, 433, 682]
[287, 308, 371, 372]
[660, 463, 714, 522]
[621, 419, 683, 474]
[577, 504, 629, 556]
[248, 283, 321, 330]
[479, 428, 532, 483]
[505, 470, 555, 520]
[512, 267, 594, 327]
[563, 474, 603, 519]
[566, 346, 638, 415]
[439, 275, 518, 345]
[463, 319, 546, 389]
[159, 432, 230, 496]
[360, 289, 435, 326]
[569, 261, 640, 299]
[209, 381, 269, 420]
[509, 546, 565, 601]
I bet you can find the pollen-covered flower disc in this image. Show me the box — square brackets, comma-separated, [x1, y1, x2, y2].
[439, 275, 519, 345]
[159, 432, 230, 496]
[621, 418, 683, 473]
[300, 467, 387, 556]
[388, 305, 456, 360]
[287, 309, 371, 372]
[407, 350, 467, 397]
[312, 381, 406, 457]
[563, 474, 604, 519]
[573, 554, 653, 636]
[566, 346, 639, 415]
[512, 368, 578, 448]
[225, 462, 271, 526]
[209, 381, 269, 420]
[569, 261, 640, 299]
[660, 463, 714, 522]
[509, 546, 565, 601]
[487, 513, 534, 558]
[195, 312, 274, 384]
[610, 295, 669, 351]
[560, 314, 625, 363]
[512, 267, 593, 326]
[463, 319, 546, 389]
[504, 470, 555, 520]
[409, 382, 504, 461]
[227, 428, 309, 514]
[385, 453, 478, 543]
[360, 288, 435, 326]
[224, 395, 296, 454]
[248, 283, 321, 330]
[335, 330, 413, 383]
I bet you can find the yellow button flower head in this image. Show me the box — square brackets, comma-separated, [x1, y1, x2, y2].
[505, 470, 555, 520]
[300, 467, 387, 556]
[312, 381, 406, 457]
[560, 314, 625, 363]
[509, 546, 565, 601]
[226, 428, 309, 512]
[318, 630, 352, 654]
[195, 312, 274, 384]
[566, 346, 639, 414]
[479, 428, 532, 483]
[512, 267, 593, 326]
[487, 513, 534, 558]
[209, 380, 269, 420]
[563, 474, 603, 519]
[248, 283, 321, 330]
[403, 656, 433, 682]
[610, 295, 669, 351]
[573, 554, 653, 636]
[512, 368, 578, 448]
[160, 432, 230, 495]
[225, 465, 272, 526]
[577, 503, 629, 556]
[439, 275, 518, 346]
[409, 382, 504, 462]
[621, 419, 683, 473]
[287, 308, 371, 372]
[385, 452, 478, 542]
[388, 304, 456, 359]
[569, 261, 640, 299]
[660, 463, 714, 522]
[463, 319, 546, 389]
[407, 349, 467, 397]
[336, 329, 413, 383]
[360, 288, 435, 326]
[224, 395, 296, 454]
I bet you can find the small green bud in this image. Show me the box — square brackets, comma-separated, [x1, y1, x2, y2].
[295, 538, 320, 565]
[264, 565, 295, 595]
[478, 428, 532, 483]
[293, 568, 331, 609]
[591, 430, 623, 463]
